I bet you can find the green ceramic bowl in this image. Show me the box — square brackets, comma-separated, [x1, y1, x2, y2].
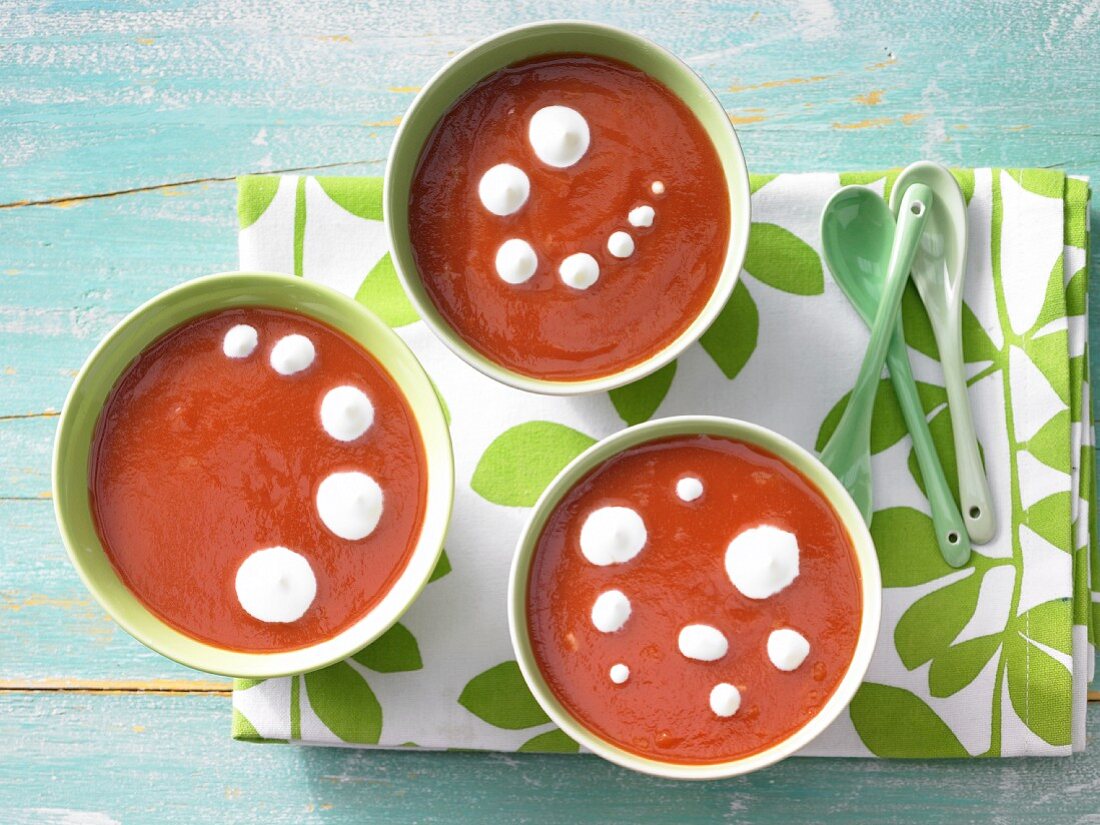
[384, 20, 751, 396]
[52, 272, 454, 679]
[508, 416, 881, 779]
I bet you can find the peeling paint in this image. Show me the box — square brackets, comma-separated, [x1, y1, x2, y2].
[832, 117, 893, 130]
[729, 74, 834, 93]
[854, 89, 884, 105]
[388, 86, 421, 93]
[728, 114, 766, 125]
[364, 116, 402, 127]
[900, 112, 926, 125]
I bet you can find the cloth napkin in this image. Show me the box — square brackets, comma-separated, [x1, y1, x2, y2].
[232, 169, 1093, 758]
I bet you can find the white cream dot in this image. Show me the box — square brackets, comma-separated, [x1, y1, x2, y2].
[725, 525, 800, 599]
[767, 628, 810, 671]
[591, 589, 631, 633]
[610, 663, 630, 684]
[559, 252, 600, 290]
[678, 624, 728, 661]
[316, 471, 384, 541]
[710, 683, 741, 717]
[607, 231, 634, 258]
[235, 546, 316, 623]
[628, 205, 655, 228]
[676, 477, 703, 502]
[320, 386, 374, 442]
[478, 163, 530, 217]
[495, 238, 538, 284]
[223, 325, 258, 359]
[580, 506, 647, 566]
[651, 181, 666, 195]
[528, 106, 590, 168]
[270, 334, 315, 375]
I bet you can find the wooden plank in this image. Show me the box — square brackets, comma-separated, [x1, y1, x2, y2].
[3, 690, 1100, 824]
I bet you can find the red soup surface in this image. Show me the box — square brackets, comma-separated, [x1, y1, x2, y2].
[89, 307, 427, 652]
[408, 54, 732, 381]
[528, 435, 862, 764]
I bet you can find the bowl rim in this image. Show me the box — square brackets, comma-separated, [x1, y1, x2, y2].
[507, 415, 882, 779]
[383, 18, 752, 396]
[52, 270, 455, 679]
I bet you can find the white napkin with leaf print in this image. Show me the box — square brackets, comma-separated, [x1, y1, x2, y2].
[232, 169, 1094, 758]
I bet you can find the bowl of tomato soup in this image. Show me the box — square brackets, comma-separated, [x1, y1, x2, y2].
[509, 417, 880, 779]
[53, 272, 453, 678]
[385, 21, 751, 394]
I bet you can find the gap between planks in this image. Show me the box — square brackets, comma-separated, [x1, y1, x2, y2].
[0, 158, 386, 210]
[0, 678, 231, 696]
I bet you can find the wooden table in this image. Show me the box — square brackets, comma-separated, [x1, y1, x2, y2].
[3, 2, 1099, 821]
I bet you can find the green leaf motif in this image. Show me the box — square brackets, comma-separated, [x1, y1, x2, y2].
[518, 728, 580, 753]
[744, 223, 824, 296]
[850, 683, 968, 757]
[1025, 492, 1072, 551]
[1027, 330, 1071, 405]
[471, 422, 596, 507]
[816, 378, 945, 455]
[749, 173, 777, 194]
[870, 507, 956, 587]
[895, 570, 982, 670]
[429, 548, 452, 582]
[237, 176, 281, 229]
[233, 708, 262, 740]
[1014, 599, 1072, 655]
[316, 176, 384, 220]
[901, 285, 998, 363]
[1065, 267, 1087, 317]
[1005, 633, 1072, 746]
[1026, 410, 1071, 474]
[304, 661, 383, 744]
[1007, 169, 1064, 200]
[1029, 255, 1067, 334]
[608, 361, 676, 426]
[352, 622, 422, 673]
[699, 279, 758, 380]
[458, 661, 550, 730]
[354, 253, 419, 328]
[908, 405, 986, 505]
[928, 634, 1002, 698]
[951, 168, 975, 204]
[234, 678, 267, 691]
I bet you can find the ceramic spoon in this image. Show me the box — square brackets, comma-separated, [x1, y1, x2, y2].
[819, 183, 933, 524]
[889, 162, 995, 544]
[822, 189, 971, 566]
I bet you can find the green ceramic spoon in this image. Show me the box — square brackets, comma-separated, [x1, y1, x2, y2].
[822, 189, 971, 567]
[889, 161, 995, 544]
[819, 183, 933, 525]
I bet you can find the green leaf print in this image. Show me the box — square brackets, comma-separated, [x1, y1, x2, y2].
[928, 634, 1002, 698]
[458, 661, 550, 730]
[908, 405, 986, 505]
[895, 570, 982, 670]
[1028, 331, 1071, 405]
[869, 508, 956, 587]
[1065, 267, 1087, 317]
[232, 708, 262, 740]
[743, 223, 824, 296]
[699, 279, 758, 380]
[518, 729, 580, 753]
[1030, 255, 1067, 333]
[237, 175, 281, 229]
[352, 622, 423, 673]
[471, 422, 596, 507]
[1026, 410, 1071, 474]
[901, 285, 998, 363]
[850, 683, 968, 757]
[749, 173, 776, 194]
[429, 548, 452, 582]
[1015, 599, 1072, 655]
[354, 253, 419, 328]
[1007, 169, 1065, 200]
[952, 168, 975, 204]
[1005, 632, 1072, 746]
[608, 361, 676, 426]
[304, 661, 383, 744]
[316, 176, 384, 220]
[1025, 492, 1073, 551]
[816, 378, 945, 455]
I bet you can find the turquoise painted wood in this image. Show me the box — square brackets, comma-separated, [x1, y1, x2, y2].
[2, 0, 1099, 820]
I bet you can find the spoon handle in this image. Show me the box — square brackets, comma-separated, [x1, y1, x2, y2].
[937, 305, 997, 543]
[885, 327, 971, 566]
[821, 184, 933, 521]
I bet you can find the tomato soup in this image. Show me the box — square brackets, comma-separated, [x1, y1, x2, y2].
[89, 307, 427, 652]
[408, 54, 731, 381]
[527, 435, 862, 764]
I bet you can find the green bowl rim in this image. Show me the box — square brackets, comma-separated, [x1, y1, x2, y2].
[383, 19, 752, 396]
[507, 415, 882, 779]
[52, 271, 455, 679]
